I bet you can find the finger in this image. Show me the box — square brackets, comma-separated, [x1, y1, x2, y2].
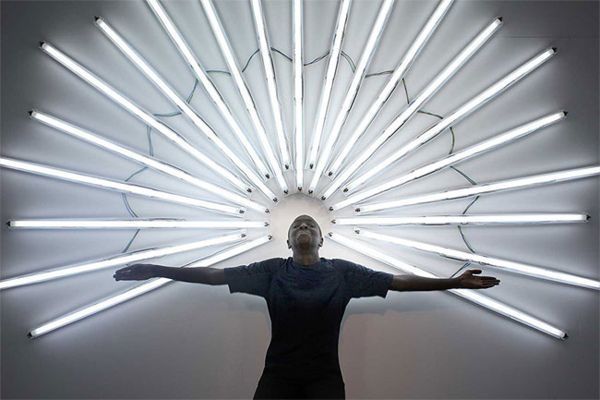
[469, 269, 482, 274]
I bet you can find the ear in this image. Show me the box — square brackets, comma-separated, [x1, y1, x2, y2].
[319, 237, 323, 247]
[287, 239, 291, 249]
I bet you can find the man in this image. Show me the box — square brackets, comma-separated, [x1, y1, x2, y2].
[114, 215, 500, 399]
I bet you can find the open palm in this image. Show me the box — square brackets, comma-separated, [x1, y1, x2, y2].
[457, 269, 500, 289]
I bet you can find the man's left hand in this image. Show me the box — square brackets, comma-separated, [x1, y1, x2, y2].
[456, 269, 500, 289]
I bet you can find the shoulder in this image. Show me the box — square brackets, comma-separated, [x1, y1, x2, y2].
[328, 258, 364, 271]
[224, 257, 286, 275]
[251, 257, 288, 272]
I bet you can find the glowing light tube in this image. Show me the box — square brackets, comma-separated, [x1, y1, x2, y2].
[250, 0, 291, 169]
[200, 0, 288, 193]
[27, 236, 271, 338]
[40, 42, 251, 194]
[95, 18, 277, 203]
[0, 232, 245, 290]
[30, 111, 269, 213]
[328, 0, 454, 176]
[0, 157, 243, 215]
[343, 48, 558, 192]
[331, 111, 565, 210]
[355, 228, 600, 291]
[327, 232, 567, 340]
[321, 18, 503, 200]
[357, 165, 600, 213]
[8, 219, 269, 229]
[146, 0, 271, 181]
[293, 0, 304, 190]
[306, 0, 352, 169]
[332, 213, 589, 226]
[308, 0, 395, 194]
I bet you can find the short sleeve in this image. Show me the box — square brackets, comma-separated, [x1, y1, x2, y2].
[223, 259, 278, 297]
[342, 260, 394, 299]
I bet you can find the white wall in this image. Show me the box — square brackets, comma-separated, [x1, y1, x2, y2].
[1, 0, 598, 398]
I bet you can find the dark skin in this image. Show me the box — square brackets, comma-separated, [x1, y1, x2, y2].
[114, 214, 500, 290]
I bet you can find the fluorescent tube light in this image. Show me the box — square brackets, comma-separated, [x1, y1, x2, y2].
[200, 0, 288, 193]
[0, 157, 243, 214]
[95, 17, 277, 203]
[356, 228, 600, 290]
[146, 0, 271, 181]
[343, 47, 558, 192]
[332, 111, 565, 210]
[40, 42, 252, 194]
[250, 0, 291, 169]
[332, 213, 589, 226]
[327, 232, 567, 339]
[306, 0, 352, 169]
[8, 219, 269, 229]
[31, 110, 269, 213]
[356, 165, 600, 213]
[27, 235, 271, 338]
[293, 0, 304, 190]
[328, 0, 454, 176]
[321, 17, 503, 199]
[0, 232, 245, 290]
[308, 0, 394, 193]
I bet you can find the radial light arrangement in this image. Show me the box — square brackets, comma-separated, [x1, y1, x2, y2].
[200, 0, 288, 193]
[321, 16, 504, 199]
[2, 0, 598, 340]
[307, 0, 394, 194]
[145, 0, 272, 183]
[306, 0, 352, 170]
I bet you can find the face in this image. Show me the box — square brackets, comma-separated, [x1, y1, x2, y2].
[287, 215, 323, 252]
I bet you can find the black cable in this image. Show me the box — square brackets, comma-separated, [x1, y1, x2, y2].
[400, 75, 480, 276]
[119, 75, 199, 253]
[365, 70, 394, 78]
[304, 51, 329, 66]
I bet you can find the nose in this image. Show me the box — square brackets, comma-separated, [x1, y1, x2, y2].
[297, 222, 311, 231]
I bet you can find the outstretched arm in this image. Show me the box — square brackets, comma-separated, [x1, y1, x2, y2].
[113, 264, 226, 285]
[390, 269, 500, 292]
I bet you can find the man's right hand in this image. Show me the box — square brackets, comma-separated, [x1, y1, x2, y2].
[113, 264, 159, 281]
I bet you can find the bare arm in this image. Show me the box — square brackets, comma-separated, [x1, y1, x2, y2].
[389, 269, 500, 292]
[113, 264, 226, 285]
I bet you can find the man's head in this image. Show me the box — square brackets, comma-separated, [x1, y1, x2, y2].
[287, 215, 323, 253]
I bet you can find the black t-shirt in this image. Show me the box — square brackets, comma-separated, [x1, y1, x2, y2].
[223, 257, 394, 379]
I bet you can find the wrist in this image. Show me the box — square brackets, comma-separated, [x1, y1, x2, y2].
[151, 265, 166, 278]
[450, 277, 463, 289]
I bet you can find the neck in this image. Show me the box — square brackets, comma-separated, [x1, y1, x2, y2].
[292, 249, 320, 265]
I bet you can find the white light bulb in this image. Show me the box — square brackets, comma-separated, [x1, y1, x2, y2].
[343, 47, 558, 192]
[293, 0, 304, 191]
[95, 17, 277, 203]
[0, 232, 245, 290]
[250, 0, 291, 169]
[200, 0, 288, 193]
[327, 232, 567, 340]
[306, 0, 352, 170]
[145, 0, 271, 181]
[333, 213, 589, 226]
[321, 17, 503, 199]
[328, 0, 454, 176]
[357, 165, 600, 213]
[356, 229, 600, 290]
[0, 157, 243, 214]
[308, 0, 395, 193]
[28, 236, 271, 338]
[31, 111, 269, 213]
[8, 219, 269, 229]
[40, 42, 252, 194]
[331, 111, 565, 210]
